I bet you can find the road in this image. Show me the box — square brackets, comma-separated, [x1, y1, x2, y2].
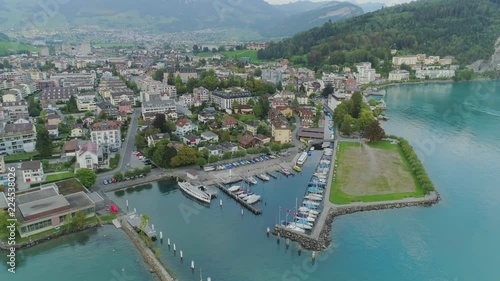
[94, 108, 141, 187]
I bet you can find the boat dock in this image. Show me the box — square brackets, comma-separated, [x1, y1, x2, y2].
[215, 183, 262, 215]
[204, 185, 219, 198]
[267, 171, 278, 179]
[126, 213, 157, 239]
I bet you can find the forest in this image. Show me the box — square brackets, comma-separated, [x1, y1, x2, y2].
[258, 0, 500, 67]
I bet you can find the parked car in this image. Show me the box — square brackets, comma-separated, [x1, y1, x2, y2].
[126, 163, 131, 167]
[103, 180, 108, 185]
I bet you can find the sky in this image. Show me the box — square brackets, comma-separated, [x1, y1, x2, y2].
[264, 0, 413, 6]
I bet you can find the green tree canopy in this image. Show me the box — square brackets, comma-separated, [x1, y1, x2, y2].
[75, 168, 97, 188]
[36, 127, 53, 157]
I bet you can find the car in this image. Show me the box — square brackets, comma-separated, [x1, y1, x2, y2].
[250, 160, 255, 164]
[136, 153, 143, 157]
[17, 163, 22, 169]
[103, 180, 108, 185]
[126, 163, 131, 167]
[263, 156, 269, 160]
[111, 178, 117, 183]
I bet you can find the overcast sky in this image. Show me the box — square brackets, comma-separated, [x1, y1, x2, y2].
[265, 0, 414, 6]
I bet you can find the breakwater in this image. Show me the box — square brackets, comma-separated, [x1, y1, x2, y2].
[273, 191, 441, 251]
[120, 218, 175, 281]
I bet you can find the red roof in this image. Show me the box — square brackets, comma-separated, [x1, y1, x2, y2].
[176, 119, 191, 127]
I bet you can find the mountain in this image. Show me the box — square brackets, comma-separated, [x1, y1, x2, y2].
[353, 2, 385, 13]
[273, 1, 331, 16]
[258, 0, 500, 66]
[264, 2, 364, 37]
[0, 0, 363, 39]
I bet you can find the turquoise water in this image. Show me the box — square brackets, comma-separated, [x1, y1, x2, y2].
[0, 226, 154, 281]
[3, 80, 500, 281]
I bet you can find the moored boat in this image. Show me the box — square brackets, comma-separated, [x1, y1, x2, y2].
[246, 194, 261, 204]
[246, 176, 258, 185]
[177, 181, 211, 204]
[293, 166, 302, 172]
[228, 185, 240, 192]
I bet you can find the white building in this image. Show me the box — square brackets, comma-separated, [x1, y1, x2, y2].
[175, 119, 198, 135]
[21, 160, 44, 183]
[0, 123, 36, 154]
[76, 141, 99, 170]
[392, 55, 419, 66]
[141, 100, 177, 120]
[388, 70, 410, 81]
[210, 89, 251, 111]
[356, 62, 376, 85]
[415, 69, 456, 79]
[90, 121, 121, 149]
[76, 92, 97, 111]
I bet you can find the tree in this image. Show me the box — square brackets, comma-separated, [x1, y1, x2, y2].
[69, 211, 87, 230]
[340, 115, 355, 136]
[124, 170, 134, 178]
[135, 133, 148, 149]
[253, 103, 263, 118]
[167, 72, 175, 85]
[196, 157, 207, 167]
[208, 155, 219, 163]
[247, 99, 255, 107]
[166, 120, 176, 133]
[277, 81, 283, 91]
[364, 120, 385, 142]
[142, 165, 152, 174]
[351, 92, 363, 118]
[152, 114, 168, 132]
[193, 44, 199, 53]
[170, 147, 198, 167]
[114, 172, 124, 181]
[322, 83, 334, 98]
[152, 68, 165, 81]
[66, 96, 79, 113]
[75, 168, 97, 188]
[254, 68, 262, 77]
[232, 100, 240, 111]
[0, 210, 13, 239]
[140, 214, 150, 232]
[291, 97, 299, 108]
[222, 151, 232, 160]
[219, 130, 231, 142]
[36, 127, 53, 157]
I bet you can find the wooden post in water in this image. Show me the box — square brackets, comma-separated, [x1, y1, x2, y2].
[173, 243, 176, 253]
[220, 199, 222, 207]
[160, 232, 163, 244]
[277, 232, 280, 244]
[312, 251, 316, 261]
[298, 244, 302, 256]
[167, 238, 171, 249]
[241, 208, 243, 216]
[286, 238, 290, 249]
[191, 260, 195, 272]
[180, 250, 183, 261]
[126, 200, 129, 212]
[266, 227, 270, 237]
[151, 224, 154, 231]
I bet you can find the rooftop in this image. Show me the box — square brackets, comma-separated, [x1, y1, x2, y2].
[21, 160, 42, 170]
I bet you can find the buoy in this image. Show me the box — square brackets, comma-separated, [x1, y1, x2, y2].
[191, 260, 195, 271]
[220, 199, 222, 207]
[180, 250, 183, 260]
[266, 227, 270, 237]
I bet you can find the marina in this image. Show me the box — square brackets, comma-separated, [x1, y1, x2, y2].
[216, 183, 262, 215]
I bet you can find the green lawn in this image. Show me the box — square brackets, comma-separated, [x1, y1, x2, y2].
[329, 141, 424, 205]
[238, 114, 258, 122]
[98, 214, 117, 222]
[45, 172, 75, 183]
[0, 41, 37, 56]
[4, 152, 39, 163]
[197, 49, 260, 62]
[55, 178, 87, 195]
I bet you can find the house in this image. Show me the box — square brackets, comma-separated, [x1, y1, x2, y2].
[45, 124, 59, 137]
[164, 67, 198, 83]
[63, 139, 78, 157]
[40, 87, 77, 103]
[238, 104, 253, 115]
[70, 124, 84, 137]
[276, 106, 293, 118]
[271, 119, 292, 144]
[76, 92, 96, 111]
[96, 102, 119, 118]
[239, 135, 258, 149]
[2, 92, 17, 102]
[167, 141, 185, 151]
[90, 121, 122, 149]
[201, 131, 219, 142]
[117, 111, 128, 122]
[175, 119, 198, 135]
[220, 142, 239, 153]
[76, 141, 99, 170]
[147, 133, 170, 147]
[118, 100, 132, 113]
[272, 98, 288, 109]
[203, 144, 223, 156]
[255, 134, 271, 145]
[198, 107, 217, 123]
[245, 121, 260, 136]
[21, 160, 44, 183]
[186, 169, 199, 180]
[222, 116, 237, 129]
[46, 114, 61, 126]
[183, 134, 201, 146]
[16, 185, 95, 238]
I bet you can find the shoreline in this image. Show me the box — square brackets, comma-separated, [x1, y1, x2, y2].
[370, 77, 495, 90]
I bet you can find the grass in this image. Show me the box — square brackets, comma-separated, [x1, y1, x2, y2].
[45, 172, 75, 183]
[197, 49, 260, 62]
[55, 178, 86, 195]
[0, 41, 37, 56]
[329, 141, 424, 205]
[98, 214, 117, 222]
[4, 152, 39, 163]
[238, 114, 258, 122]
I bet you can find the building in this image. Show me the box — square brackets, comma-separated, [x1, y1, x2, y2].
[2, 92, 17, 102]
[16, 185, 96, 238]
[245, 121, 261, 136]
[415, 69, 456, 79]
[356, 62, 376, 85]
[297, 128, 325, 140]
[0, 123, 36, 154]
[40, 87, 77, 103]
[392, 55, 419, 66]
[118, 100, 132, 113]
[76, 141, 99, 170]
[46, 114, 62, 126]
[182, 134, 201, 146]
[63, 140, 78, 157]
[141, 100, 177, 120]
[222, 115, 238, 129]
[1, 101, 28, 120]
[198, 107, 217, 123]
[200, 131, 219, 142]
[175, 119, 198, 135]
[271, 119, 292, 144]
[76, 92, 96, 111]
[90, 121, 122, 149]
[45, 124, 59, 137]
[164, 67, 198, 83]
[21, 160, 44, 183]
[211, 89, 251, 111]
[70, 124, 84, 138]
[0, 156, 8, 187]
[388, 70, 410, 81]
[96, 102, 119, 118]
[239, 135, 258, 149]
[147, 133, 170, 147]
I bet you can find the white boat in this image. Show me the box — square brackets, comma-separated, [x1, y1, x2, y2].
[294, 222, 312, 230]
[286, 223, 306, 233]
[307, 194, 324, 200]
[177, 181, 211, 204]
[228, 185, 240, 192]
[303, 200, 320, 206]
[246, 177, 258, 185]
[257, 174, 270, 181]
[238, 192, 249, 199]
[310, 147, 315, 151]
[298, 207, 320, 215]
[304, 195, 323, 201]
[295, 215, 315, 222]
[246, 194, 261, 204]
[296, 152, 308, 165]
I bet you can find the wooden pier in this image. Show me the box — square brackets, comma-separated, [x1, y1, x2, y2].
[215, 183, 262, 215]
[267, 172, 278, 179]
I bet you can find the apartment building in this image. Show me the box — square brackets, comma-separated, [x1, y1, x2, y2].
[0, 122, 36, 154]
[211, 89, 251, 111]
[21, 160, 44, 183]
[90, 121, 121, 149]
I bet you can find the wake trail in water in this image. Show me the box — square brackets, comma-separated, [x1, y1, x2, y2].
[463, 102, 500, 117]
